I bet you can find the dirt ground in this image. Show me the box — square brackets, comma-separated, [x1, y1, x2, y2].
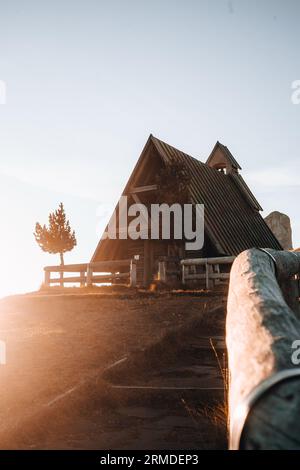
[0, 288, 227, 449]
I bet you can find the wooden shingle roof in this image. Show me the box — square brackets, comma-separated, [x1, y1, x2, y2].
[150, 135, 282, 255]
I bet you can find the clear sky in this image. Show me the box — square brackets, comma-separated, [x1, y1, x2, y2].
[0, 0, 299, 297]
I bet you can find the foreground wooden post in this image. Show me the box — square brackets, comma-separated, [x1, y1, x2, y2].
[227, 248, 300, 450]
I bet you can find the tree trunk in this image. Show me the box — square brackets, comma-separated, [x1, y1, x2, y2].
[60, 252, 64, 287]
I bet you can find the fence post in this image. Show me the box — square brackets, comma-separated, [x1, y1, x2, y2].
[205, 261, 213, 290]
[44, 270, 50, 287]
[209, 264, 214, 289]
[130, 260, 137, 287]
[80, 271, 85, 287]
[214, 264, 220, 285]
[59, 268, 64, 287]
[158, 261, 167, 283]
[86, 264, 93, 287]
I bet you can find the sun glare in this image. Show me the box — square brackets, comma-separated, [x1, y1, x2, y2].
[0, 240, 42, 299]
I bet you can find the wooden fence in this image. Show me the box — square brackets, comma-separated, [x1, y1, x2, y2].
[45, 255, 236, 290]
[227, 248, 300, 450]
[44, 259, 137, 288]
[180, 256, 235, 289]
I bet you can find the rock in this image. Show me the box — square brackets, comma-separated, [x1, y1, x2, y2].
[264, 211, 293, 250]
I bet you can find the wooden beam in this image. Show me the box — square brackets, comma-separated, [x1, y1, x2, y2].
[227, 248, 300, 450]
[90, 259, 131, 271]
[181, 256, 235, 266]
[184, 272, 230, 281]
[48, 272, 129, 284]
[44, 259, 131, 273]
[129, 184, 158, 194]
[91, 273, 129, 282]
[44, 263, 88, 273]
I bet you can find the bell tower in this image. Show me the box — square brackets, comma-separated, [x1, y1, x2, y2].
[206, 141, 241, 175]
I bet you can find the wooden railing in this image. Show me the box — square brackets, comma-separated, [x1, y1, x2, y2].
[44, 259, 137, 288]
[45, 255, 236, 290]
[227, 248, 300, 450]
[180, 256, 235, 289]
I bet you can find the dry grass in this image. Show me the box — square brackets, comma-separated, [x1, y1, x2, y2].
[0, 290, 227, 449]
[178, 334, 228, 450]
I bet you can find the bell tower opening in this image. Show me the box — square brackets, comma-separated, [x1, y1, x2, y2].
[206, 141, 241, 175]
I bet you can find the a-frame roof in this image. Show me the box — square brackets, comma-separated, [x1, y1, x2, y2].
[149, 135, 281, 255]
[91, 135, 282, 261]
[206, 140, 242, 170]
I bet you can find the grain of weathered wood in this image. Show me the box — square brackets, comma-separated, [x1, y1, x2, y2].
[241, 379, 300, 449]
[227, 248, 300, 450]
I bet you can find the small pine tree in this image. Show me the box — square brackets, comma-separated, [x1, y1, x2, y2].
[34, 202, 77, 266]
